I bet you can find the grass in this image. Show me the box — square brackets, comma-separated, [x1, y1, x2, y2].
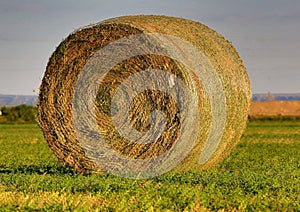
[0, 120, 299, 211]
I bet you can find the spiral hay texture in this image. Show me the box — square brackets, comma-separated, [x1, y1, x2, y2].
[38, 15, 251, 178]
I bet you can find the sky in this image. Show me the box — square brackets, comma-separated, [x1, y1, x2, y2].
[0, 0, 299, 95]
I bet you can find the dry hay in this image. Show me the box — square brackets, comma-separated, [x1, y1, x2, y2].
[38, 15, 251, 177]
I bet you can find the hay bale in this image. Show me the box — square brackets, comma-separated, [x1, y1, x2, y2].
[38, 15, 251, 178]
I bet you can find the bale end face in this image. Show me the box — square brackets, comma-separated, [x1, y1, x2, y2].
[38, 15, 251, 178]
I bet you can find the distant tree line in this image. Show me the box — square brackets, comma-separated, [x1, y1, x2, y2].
[252, 92, 300, 102]
[0, 105, 37, 124]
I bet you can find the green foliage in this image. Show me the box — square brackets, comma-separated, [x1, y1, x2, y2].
[0, 105, 37, 124]
[0, 121, 299, 211]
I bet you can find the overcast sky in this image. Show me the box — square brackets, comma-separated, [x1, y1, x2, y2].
[0, 0, 299, 95]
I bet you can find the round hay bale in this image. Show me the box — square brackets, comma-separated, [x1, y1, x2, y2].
[38, 15, 251, 178]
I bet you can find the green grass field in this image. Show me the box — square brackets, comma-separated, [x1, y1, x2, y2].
[0, 121, 299, 211]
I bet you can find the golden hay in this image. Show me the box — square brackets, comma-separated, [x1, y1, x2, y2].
[38, 15, 251, 176]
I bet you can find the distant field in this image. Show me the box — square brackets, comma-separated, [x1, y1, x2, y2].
[250, 101, 300, 117]
[0, 121, 299, 211]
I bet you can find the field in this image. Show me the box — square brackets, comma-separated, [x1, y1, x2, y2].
[250, 101, 300, 117]
[0, 120, 299, 211]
